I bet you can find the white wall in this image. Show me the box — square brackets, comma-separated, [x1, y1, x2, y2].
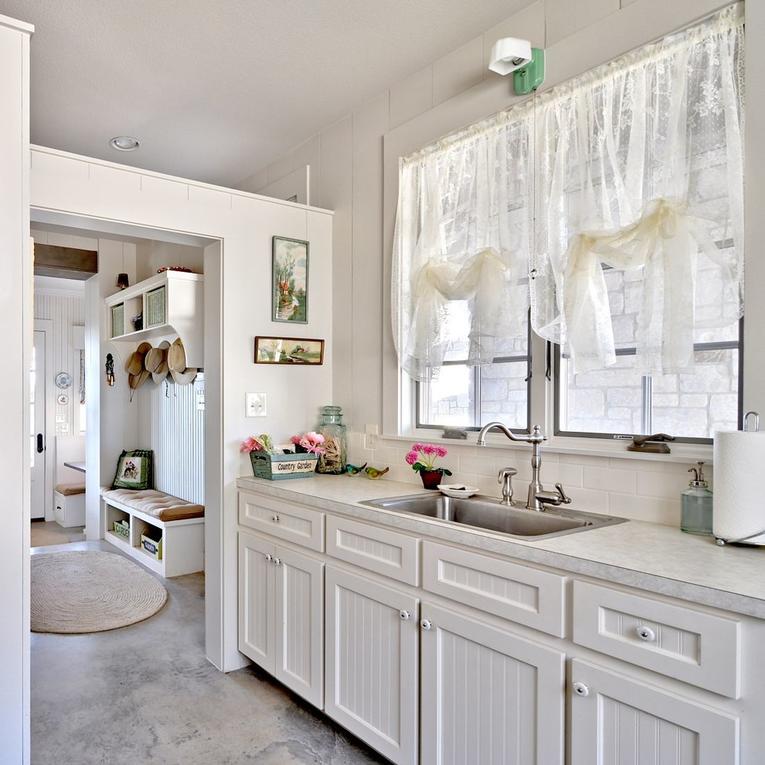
[0, 13, 32, 763]
[134, 240, 204, 282]
[30, 146, 334, 677]
[240, 0, 749, 527]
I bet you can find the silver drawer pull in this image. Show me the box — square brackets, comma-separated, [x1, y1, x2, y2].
[265, 553, 272, 561]
[635, 625, 656, 642]
[272, 514, 280, 523]
[572, 682, 589, 697]
[400, 610, 411, 621]
[420, 619, 432, 631]
[273, 557, 281, 566]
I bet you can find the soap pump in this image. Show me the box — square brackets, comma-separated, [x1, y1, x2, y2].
[681, 461, 713, 535]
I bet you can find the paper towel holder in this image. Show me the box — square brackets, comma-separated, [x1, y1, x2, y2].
[715, 410, 763, 546]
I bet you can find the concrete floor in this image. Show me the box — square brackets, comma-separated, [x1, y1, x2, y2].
[31, 540, 385, 765]
[30, 520, 85, 547]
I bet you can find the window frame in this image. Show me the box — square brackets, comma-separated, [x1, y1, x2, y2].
[552, 318, 744, 444]
[414, 312, 533, 435]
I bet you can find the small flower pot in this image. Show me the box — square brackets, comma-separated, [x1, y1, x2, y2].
[420, 469, 445, 490]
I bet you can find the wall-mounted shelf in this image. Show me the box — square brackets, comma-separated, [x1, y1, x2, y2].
[105, 270, 204, 367]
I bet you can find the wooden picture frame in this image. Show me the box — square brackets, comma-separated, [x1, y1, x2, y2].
[272, 235, 309, 324]
[254, 336, 325, 365]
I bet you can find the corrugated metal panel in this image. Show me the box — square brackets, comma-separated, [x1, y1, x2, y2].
[137, 374, 205, 503]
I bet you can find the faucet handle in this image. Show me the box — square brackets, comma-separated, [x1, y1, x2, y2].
[497, 466, 518, 483]
[554, 483, 572, 504]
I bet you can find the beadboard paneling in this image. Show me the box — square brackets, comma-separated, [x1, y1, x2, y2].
[136, 374, 204, 503]
[34, 289, 85, 437]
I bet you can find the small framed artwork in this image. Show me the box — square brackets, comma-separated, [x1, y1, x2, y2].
[254, 336, 324, 365]
[272, 236, 309, 323]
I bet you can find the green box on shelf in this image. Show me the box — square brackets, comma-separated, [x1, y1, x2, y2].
[113, 519, 130, 539]
[249, 451, 318, 480]
[141, 529, 163, 560]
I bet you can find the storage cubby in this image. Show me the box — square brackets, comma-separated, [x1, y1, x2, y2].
[104, 504, 131, 545]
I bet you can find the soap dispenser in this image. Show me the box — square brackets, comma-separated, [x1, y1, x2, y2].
[681, 461, 713, 535]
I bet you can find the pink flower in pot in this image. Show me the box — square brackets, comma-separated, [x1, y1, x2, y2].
[405, 443, 452, 490]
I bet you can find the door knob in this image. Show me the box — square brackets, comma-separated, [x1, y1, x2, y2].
[420, 619, 432, 631]
[572, 682, 589, 697]
[635, 625, 656, 642]
[273, 557, 281, 566]
[399, 610, 411, 621]
[265, 553, 272, 561]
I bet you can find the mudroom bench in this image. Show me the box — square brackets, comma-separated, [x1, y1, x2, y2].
[101, 488, 204, 577]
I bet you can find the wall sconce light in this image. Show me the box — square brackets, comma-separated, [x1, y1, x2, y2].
[488, 37, 545, 95]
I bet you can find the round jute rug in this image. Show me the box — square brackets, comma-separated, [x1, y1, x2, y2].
[31, 551, 168, 633]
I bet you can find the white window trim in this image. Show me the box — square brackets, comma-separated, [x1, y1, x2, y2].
[390, 326, 714, 464]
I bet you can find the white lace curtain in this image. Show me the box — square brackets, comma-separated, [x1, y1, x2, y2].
[392, 4, 744, 379]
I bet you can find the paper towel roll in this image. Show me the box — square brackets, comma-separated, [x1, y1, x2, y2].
[713, 430, 765, 544]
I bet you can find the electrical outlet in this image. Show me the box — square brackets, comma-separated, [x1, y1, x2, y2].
[246, 392, 267, 417]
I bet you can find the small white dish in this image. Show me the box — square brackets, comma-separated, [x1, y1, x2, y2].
[437, 484, 480, 499]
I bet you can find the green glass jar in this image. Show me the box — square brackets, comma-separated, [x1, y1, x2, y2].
[316, 405, 347, 474]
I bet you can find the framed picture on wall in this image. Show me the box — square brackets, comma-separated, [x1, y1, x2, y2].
[272, 236, 309, 323]
[254, 336, 324, 365]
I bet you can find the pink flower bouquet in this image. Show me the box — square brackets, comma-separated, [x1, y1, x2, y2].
[291, 431, 326, 455]
[240, 434, 275, 454]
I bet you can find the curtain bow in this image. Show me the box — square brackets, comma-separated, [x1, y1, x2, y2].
[563, 198, 730, 373]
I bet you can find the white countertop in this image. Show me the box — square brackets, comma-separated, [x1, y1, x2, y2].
[236, 474, 765, 620]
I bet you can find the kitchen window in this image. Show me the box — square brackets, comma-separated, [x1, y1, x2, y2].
[395, 7, 744, 448]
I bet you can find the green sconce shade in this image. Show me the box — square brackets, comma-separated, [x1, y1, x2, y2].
[513, 48, 545, 95]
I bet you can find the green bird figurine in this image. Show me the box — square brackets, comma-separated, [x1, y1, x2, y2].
[364, 466, 390, 480]
[345, 462, 367, 476]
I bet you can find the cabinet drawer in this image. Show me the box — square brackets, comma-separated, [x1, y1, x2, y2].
[238, 491, 324, 552]
[325, 515, 419, 585]
[573, 580, 741, 698]
[422, 541, 567, 637]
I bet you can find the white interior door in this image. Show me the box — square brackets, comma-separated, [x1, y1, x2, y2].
[30, 330, 46, 520]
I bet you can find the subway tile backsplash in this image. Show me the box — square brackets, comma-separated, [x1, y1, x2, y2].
[347, 432, 709, 527]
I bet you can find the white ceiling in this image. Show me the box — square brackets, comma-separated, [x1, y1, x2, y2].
[2, 0, 530, 187]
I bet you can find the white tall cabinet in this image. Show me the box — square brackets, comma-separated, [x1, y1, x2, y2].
[237, 483, 764, 765]
[0, 12, 33, 762]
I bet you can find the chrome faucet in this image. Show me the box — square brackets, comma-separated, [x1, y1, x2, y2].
[477, 422, 572, 511]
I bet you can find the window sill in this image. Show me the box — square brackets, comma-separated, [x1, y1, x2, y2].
[383, 429, 713, 464]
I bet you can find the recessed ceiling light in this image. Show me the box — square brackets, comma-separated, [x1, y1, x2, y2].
[109, 135, 140, 152]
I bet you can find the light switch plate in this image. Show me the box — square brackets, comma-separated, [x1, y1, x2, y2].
[246, 392, 267, 417]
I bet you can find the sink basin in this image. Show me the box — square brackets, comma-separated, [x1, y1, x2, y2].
[362, 494, 626, 540]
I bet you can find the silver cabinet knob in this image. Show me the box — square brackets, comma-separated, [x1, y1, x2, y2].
[572, 682, 589, 697]
[265, 553, 272, 562]
[636, 625, 656, 642]
[273, 557, 281, 566]
[420, 619, 432, 631]
[272, 514, 280, 523]
[399, 610, 411, 621]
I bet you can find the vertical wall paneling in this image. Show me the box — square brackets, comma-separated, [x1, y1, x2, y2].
[136, 373, 205, 503]
[33, 287, 86, 437]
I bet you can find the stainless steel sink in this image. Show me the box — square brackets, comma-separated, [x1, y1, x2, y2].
[362, 494, 626, 540]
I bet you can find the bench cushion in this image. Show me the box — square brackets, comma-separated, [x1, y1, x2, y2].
[55, 483, 85, 496]
[102, 489, 204, 522]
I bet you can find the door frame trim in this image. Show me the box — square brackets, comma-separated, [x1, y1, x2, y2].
[32, 319, 54, 521]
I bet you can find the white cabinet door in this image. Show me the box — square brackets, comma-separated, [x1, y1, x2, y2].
[273, 545, 324, 708]
[238, 531, 276, 673]
[570, 659, 739, 765]
[325, 566, 419, 765]
[420, 602, 565, 765]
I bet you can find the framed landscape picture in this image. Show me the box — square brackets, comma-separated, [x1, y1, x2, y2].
[272, 236, 308, 323]
[254, 336, 324, 365]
